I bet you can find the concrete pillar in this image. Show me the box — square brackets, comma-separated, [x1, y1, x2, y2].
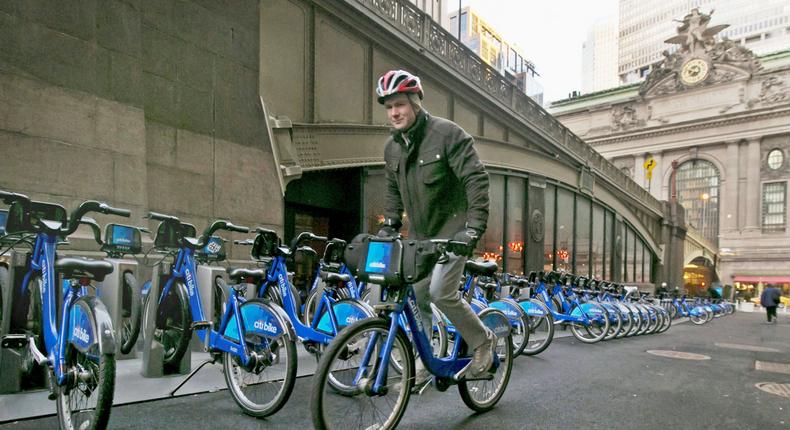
[721, 140, 740, 233]
[737, 140, 748, 231]
[659, 200, 687, 289]
[527, 176, 546, 274]
[744, 137, 762, 232]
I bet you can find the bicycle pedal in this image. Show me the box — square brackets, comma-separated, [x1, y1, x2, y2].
[191, 321, 212, 331]
[1, 334, 27, 349]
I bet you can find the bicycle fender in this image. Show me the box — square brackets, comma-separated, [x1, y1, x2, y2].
[488, 300, 523, 322]
[224, 300, 295, 342]
[69, 296, 116, 355]
[518, 299, 548, 317]
[316, 299, 375, 333]
[478, 308, 511, 339]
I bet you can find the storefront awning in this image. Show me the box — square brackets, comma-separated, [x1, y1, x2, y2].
[734, 276, 790, 284]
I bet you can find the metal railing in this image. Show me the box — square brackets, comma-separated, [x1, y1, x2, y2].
[349, 0, 664, 215]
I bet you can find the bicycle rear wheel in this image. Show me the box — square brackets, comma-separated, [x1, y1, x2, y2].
[223, 299, 297, 417]
[458, 308, 514, 413]
[57, 299, 115, 430]
[119, 272, 142, 355]
[311, 318, 413, 430]
[518, 298, 554, 356]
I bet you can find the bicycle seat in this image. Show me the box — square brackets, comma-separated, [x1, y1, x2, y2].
[465, 260, 498, 276]
[55, 257, 114, 282]
[228, 268, 265, 284]
[320, 271, 351, 284]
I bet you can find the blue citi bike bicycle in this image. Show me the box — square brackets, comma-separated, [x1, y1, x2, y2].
[142, 212, 304, 417]
[311, 236, 514, 430]
[0, 191, 130, 430]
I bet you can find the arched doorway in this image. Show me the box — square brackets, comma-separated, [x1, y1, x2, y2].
[674, 159, 720, 245]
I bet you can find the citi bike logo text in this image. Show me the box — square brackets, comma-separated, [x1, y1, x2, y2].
[368, 262, 385, 269]
[73, 326, 90, 343]
[185, 270, 196, 297]
[408, 297, 424, 333]
[277, 274, 288, 298]
[254, 320, 278, 334]
[345, 315, 359, 325]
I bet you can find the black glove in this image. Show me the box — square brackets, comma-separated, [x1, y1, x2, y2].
[452, 227, 481, 248]
[377, 226, 398, 238]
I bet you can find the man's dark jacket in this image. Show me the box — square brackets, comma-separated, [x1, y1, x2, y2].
[383, 110, 489, 240]
[761, 287, 781, 307]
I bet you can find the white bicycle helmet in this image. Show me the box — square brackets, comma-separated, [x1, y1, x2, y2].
[376, 70, 423, 104]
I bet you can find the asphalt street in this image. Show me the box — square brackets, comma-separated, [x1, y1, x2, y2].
[3, 311, 789, 429]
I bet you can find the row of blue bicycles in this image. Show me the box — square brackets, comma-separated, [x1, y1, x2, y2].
[0, 188, 735, 430]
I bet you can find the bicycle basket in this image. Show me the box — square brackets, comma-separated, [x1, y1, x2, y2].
[4, 201, 67, 234]
[251, 229, 279, 260]
[322, 239, 346, 268]
[195, 235, 226, 262]
[102, 224, 142, 255]
[344, 235, 437, 286]
[154, 221, 196, 248]
[0, 209, 7, 236]
[289, 245, 318, 292]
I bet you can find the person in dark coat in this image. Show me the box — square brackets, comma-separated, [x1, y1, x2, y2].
[375, 69, 495, 385]
[760, 285, 781, 324]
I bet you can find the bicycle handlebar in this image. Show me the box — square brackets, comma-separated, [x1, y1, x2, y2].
[289, 231, 328, 251]
[197, 220, 250, 248]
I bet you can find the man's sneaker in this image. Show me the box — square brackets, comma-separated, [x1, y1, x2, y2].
[455, 329, 496, 380]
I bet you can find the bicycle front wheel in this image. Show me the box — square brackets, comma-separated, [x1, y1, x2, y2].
[144, 281, 191, 366]
[119, 272, 142, 355]
[57, 299, 115, 430]
[311, 318, 413, 430]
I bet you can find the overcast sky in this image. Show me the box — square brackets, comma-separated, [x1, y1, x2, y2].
[463, 0, 619, 104]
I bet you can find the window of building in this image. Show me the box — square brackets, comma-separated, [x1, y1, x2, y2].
[635, 239, 644, 283]
[768, 149, 785, 170]
[625, 226, 635, 283]
[591, 204, 605, 279]
[505, 177, 525, 275]
[544, 184, 555, 271]
[575, 196, 591, 276]
[604, 210, 613, 280]
[675, 159, 720, 245]
[477, 174, 504, 265]
[555, 188, 575, 272]
[762, 181, 787, 233]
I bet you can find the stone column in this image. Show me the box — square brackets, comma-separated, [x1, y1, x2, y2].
[744, 137, 762, 232]
[721, 140, 740, 233]
[527, 176, 546, 274]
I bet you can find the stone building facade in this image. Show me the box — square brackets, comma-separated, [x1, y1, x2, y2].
[552, 9, 790, 297]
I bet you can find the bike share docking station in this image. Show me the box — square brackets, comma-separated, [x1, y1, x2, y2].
[141, 236, 230, 378]
[0, 249, 38, 394]
[98, 223, 144, 360]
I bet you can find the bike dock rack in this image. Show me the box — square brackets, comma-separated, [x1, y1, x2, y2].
[100, 258, 140, 360]
[192, 265, 229, 350]
[141, 262, 191, 377]
[0, 250, 47, 394]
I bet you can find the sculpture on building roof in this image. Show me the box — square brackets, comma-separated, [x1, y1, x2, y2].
[640, 8, 761, 97]
[664, 8, 729, 55]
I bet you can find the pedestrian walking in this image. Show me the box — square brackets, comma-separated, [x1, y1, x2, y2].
[760, 285, 781, 324]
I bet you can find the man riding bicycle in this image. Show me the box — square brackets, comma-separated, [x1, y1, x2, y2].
[375, 69, 496, 386]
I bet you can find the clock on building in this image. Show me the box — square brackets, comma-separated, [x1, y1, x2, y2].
[679, 58, 710, 86]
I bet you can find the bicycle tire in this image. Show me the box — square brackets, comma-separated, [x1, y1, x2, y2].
[25, 276, 45, 352]
[570, 304, 609, 343]
[56, 299, 115, 430]
[458, 308, 514, 413]
[518, 298, 554, 356]
[602, 304, 621, 341]
[213, 277, 229, 327]
[0, 265, 6, 336]
[311, 317, 413, 430]
[119, 272, 142, 355]
[223, 299, 297, 418]
[145, 281, 192, 367]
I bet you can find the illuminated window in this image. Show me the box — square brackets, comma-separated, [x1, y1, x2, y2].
[674, 159, 719, 245]
[767, 149, 784, 170]
[762, 182, 786, 233]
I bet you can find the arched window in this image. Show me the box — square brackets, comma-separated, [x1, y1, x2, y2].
[674, 159, 720, 244]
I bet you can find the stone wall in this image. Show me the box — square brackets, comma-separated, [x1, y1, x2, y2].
[0, 0, 281, 257]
